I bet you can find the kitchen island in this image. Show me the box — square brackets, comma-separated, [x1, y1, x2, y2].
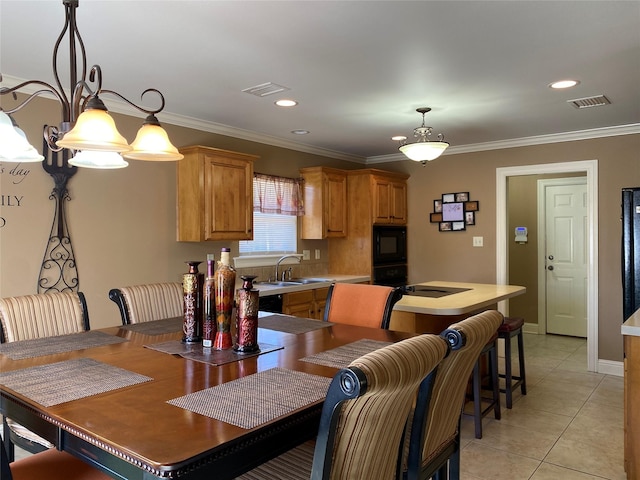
[622, 309, 640, 479]
[390, 281, 526, 334]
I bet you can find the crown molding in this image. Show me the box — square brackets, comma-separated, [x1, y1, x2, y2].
[367, 124, 640, 164]
[4, 75, 637, 166]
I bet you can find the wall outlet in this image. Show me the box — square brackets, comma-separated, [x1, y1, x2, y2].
[302, 249, 310, 260]
[473, 236, 484, 247]
[315, 249, 321, 260]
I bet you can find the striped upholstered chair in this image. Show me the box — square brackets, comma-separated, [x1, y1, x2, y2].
[1, 437, 110, 480]
[403, 310, 504, 480]
[0, 291, 90, 462]
[322, 282, 403, 329]
[108, 282, 182, 325]
[236, 334, 449, 480]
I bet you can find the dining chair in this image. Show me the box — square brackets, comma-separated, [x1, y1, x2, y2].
[403, 309, 504, 480]
[108, 282, 182, 325]
[1, 437, 111, 480]
[0, 291, 91, 462]
[236, 333, 449, 480]
[322, 282, 404, 329]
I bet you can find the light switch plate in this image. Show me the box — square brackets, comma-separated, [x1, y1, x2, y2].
[473, 236, 484, 247]
[315, 249, 321, 260]
[302, 250, 310, 260]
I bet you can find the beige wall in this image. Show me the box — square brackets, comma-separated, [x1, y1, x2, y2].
[1, 96, 639, 362]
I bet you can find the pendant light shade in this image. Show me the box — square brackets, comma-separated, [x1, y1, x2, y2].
[397, 107, 449, 164]
[56, 104, 131, 153]
[0, 111, 45, 162]
[399, 139, 449, 162]
[124, 114, 184, 161]
[68, 150, 129, 169]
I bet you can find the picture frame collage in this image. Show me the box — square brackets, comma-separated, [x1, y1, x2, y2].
[430, 192, 479, 231]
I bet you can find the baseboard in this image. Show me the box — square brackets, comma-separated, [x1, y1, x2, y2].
[523, 322, 539, 334]
[597, 359, 623, 377]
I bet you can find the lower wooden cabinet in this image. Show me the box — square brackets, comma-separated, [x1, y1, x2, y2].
[283, 287, 329, 320]
[624, 334, 640, 479]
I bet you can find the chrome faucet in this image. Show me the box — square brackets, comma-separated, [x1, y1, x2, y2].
[275, 254, 301, 281]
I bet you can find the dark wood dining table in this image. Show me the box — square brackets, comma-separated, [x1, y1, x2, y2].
[0, 314, 417, 479]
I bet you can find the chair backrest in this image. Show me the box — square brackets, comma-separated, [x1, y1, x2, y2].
[0, 291, 90, 343]
[108, 282, 182, 325]
[311, 333, 449, 480]
[404, 310, 504, 480]
[322, 282, 403, 329]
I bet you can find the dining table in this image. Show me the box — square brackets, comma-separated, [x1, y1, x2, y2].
[0, 313, 417, 479]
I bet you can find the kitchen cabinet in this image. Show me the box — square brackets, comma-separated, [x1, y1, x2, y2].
[177, 145, 258, 241]
[329, 169, 409, 278]
[371, 174, 407, 225]
[283, 287, 329, 320]
[300, 167, 347, 239]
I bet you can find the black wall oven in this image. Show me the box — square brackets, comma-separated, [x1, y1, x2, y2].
[372, 225, 407, 286]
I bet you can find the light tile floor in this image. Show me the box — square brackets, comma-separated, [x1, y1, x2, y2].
[459, 333, 625, 480]
[3, 333, 625, 479]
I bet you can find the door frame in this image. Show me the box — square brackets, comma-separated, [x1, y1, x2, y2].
[496, 160, 598, 372]
[537, 177, 588, 336]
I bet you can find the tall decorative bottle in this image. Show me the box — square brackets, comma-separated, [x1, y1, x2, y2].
[202, 253, 216, 348]
[214, 248, 235, 350]
[234, 275, 260, 353]
[182, 260, 203, 343]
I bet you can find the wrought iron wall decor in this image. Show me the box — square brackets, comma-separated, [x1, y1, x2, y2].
[37, 137, 79, 293]
[430, 192, 479, 232]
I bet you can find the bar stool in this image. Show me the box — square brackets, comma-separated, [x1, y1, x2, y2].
[465, 332, 501, 439]
[498, 316, 527, 408]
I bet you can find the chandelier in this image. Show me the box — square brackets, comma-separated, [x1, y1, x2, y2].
[397, 107, 449, 165]
[0, 0, 183, 168]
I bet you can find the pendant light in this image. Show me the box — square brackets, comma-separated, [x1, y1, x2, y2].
[398, 107, 449, 165]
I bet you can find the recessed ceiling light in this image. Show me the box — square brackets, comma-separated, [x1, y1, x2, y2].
[291, 129, 309, 135]
[391, 135, 407, 141]
[275, 99, 298, 107]
[549, 79, 580, 89]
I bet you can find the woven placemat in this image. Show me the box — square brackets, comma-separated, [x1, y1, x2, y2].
[121, 317, 182, 335]
[300, 339, 392, 369]
[258, 314, 333, 334]
[0, 331, 128, 360]
[168, 367, 331, 429]
[0, 358, 152, 407]
[144, 341, 283, 366]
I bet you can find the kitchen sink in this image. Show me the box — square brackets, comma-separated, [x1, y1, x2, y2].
[289, 278, 331, 284]
[256, 278, 333, 287]
[257, 281, 302, 287]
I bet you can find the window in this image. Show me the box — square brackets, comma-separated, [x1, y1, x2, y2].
[240, 212, 297, 254]
[239, 173, 304, 256]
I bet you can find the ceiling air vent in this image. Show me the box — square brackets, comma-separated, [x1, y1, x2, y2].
[242, 82, 290, 97]
[567, 95, 611, 109]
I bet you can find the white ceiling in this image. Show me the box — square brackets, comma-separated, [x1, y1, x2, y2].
[1, 0, 639, 164]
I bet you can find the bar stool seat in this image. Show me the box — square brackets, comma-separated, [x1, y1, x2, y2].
[498, 316, 527, 408]
[464, 332, 501, 439]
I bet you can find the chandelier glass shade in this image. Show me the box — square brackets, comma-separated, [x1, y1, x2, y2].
[0, 0, 183, 168]
[398, 108, 449, 164]
[68, 150, 129, 169]
[0, 110, 45, 162]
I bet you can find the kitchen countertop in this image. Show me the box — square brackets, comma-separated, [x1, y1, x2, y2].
[251, 274, 370, 296]
[622, 307, 640, 337]
[393, 281, 526, 316]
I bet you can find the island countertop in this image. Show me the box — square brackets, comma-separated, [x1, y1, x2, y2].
[393, 281, 526, 316]
[622, 307, 640, 337]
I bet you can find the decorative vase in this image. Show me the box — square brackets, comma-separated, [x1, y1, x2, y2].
[234, 275, 260, 353]
[213, 248, 235, 350]
[202, 253, 216, 348]
[182, 260, 203, 343]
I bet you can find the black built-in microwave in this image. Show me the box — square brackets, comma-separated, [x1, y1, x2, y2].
[372, 225, 407, 266]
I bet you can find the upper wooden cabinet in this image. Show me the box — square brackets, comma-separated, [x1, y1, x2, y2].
[300, 166, 348, 239]
[371, 174, 408, 225]
[177, 145, 258, 242]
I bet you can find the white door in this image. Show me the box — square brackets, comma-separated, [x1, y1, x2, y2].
[543, 180, 587, 337]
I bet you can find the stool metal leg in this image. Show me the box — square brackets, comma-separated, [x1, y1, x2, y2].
[503, 334, 514, 408]
[517, 330, 527, 395]
[489, 342, 501, 420]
